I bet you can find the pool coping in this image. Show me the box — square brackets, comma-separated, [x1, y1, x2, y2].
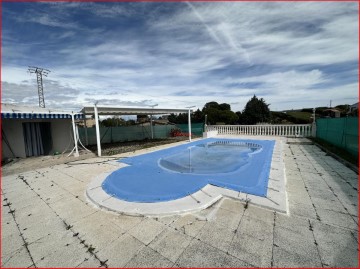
[86, 135, 288, 216]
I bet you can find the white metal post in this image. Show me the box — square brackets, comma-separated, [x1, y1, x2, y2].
[84, 116, 88, 146]
[94, 105, 102, 157]
[188, 109, 192, 142]
[311, 108, 316, 137]
[150, 115, 153, 139]
[71, 113, 79, 157]
[149, 104, 158, 139]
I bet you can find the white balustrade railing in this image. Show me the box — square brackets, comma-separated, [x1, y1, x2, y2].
[205, 124, 312, 137]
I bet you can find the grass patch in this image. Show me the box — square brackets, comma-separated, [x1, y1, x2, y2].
[310, 137, 358, 167]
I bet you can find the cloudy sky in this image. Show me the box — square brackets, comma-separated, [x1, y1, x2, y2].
[2, 1, 358, 112]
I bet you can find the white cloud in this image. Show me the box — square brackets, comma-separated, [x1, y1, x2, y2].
[2, 2, 358, 112]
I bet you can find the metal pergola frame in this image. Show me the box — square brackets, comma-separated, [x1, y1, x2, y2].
[81, 105, 194, 156]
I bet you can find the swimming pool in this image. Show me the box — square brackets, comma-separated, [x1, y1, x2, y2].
[102, 138, 275, 203]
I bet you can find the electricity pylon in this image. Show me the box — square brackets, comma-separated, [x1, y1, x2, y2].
[28, 66, 50, 108]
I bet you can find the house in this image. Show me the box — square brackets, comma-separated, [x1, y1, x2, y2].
[1, 103, 83, 160]
[322, 108, 341, 118]
[349, 102, 358, 113]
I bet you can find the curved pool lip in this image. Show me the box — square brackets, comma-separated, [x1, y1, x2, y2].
[86, 135, 288, 216]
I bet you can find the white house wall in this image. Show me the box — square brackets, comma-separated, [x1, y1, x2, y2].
[51, 120, 73, 154]
[2, 119, 73, 159]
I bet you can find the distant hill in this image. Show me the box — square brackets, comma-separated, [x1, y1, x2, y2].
[273, 104, 354, 124]
[271, 111, 312, 124]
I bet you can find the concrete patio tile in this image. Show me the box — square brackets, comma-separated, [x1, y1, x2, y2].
[296, 165, 317, 174]
[1, 174, 21, 184]
[286, 188, 312, 205]
[275, 212, 310, 234]
[243, 204, 274, 224]
[50, 176, 82, 189]
[2, 233, 25, 259]
[128, 218, 167, 245]
[34, 241, 92, 268]
[331, 185, 358, 201]
[274, 224, 320, 263]
[155, 215, 180, 225]
[175, 239, 248, 267]
[75, 256, 101, 268]
[35, 186, 69, 203]
[342, 202, 358, 217]
[1, 246, 34, 268]
[28, 231, 79, 263]
[316, 208, 358, 230]
[310, 220, 358, 267]
[273, 246, 322, 268]
[170, 214, 206, 237]
[4, 191, 39, 210]
[149, 227, 192, 262]
[304, 181, 332, 194]
[286, 179, 306, 192]
[124, 246, 174, 268]
[73, 219, 124, 251]
[50, 197, 97, 223]
[1, 215, 19, 238]
[289, 201, 317, 219]
[307, 188, 336, 201]
[195, 222, 235, 252]
[333, 192, 358, 209]
[5, 195, 42, 213]
[217, 197, 245, 213]
[20, 214, 67, 244]
[97, 234, 144, 267]
[238, 215, 273, 240]
[300, 171, 324, 181]
[311, 196, 347, 212]
[107, 213, 145, 231]
[62, 183, 88, 201]
[40, 192, 68, 205]
[228, 232, 272, 267]
[208, 207, 242, 230]
[14, 203, 54, 226]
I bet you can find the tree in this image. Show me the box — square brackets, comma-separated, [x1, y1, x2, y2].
[203, 101, 220, 110]
[235, 111, 243, 124]
[219, 103, 231, 111]
[202, 101, 238, 125]
[192, 109, 204, 123]
[242, 95, 270, 124]
[137, 115, 149, 123]
[101, 116, 126, 127]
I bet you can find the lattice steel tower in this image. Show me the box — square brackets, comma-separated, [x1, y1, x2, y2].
[28, 66, 50, 108]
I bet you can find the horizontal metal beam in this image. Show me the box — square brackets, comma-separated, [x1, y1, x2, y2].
[81, 106, 192, 115]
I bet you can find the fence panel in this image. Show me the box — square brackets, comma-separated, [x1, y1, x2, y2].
[316, 117, 358, 157]
[78, 125, 175, 145]
[176, 123, 204, 136]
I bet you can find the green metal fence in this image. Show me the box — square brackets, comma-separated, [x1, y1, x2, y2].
[78, 123, 205, 145]
[176, 123, 204, 136]
[78, 125, 175, 145]
[316, 117, 358, 157]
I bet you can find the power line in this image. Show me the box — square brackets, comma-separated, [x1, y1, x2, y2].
[28, 66, 51, 108]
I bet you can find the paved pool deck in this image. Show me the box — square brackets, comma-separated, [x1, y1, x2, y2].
[1, 136, 359, 268]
